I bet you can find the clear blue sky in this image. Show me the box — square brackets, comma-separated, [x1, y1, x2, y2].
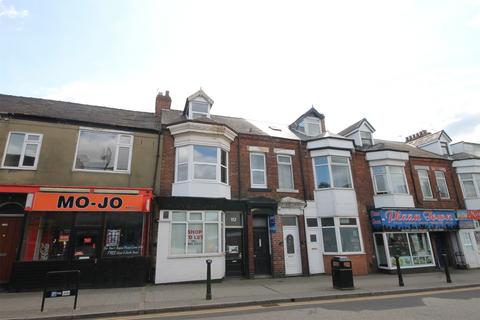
[1, 0, 480, 142]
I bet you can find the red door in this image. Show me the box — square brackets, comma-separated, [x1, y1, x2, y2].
[0, 217, 23, 283]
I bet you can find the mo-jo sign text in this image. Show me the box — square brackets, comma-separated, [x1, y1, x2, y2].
[30, 193, 149, 212]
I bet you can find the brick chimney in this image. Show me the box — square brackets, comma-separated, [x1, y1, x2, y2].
[155, 90, 171, 116]
[405, 129, 430, 142]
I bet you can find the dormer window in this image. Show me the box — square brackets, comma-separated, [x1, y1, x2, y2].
[360, 131, 373, 146]
[304, 117, 321, 136]
[440, 142, 450, 155]
[190, 101, 210, 119]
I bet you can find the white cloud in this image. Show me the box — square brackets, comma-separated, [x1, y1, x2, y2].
[470, 13, 480, 28]
[0, 0, 28, 18]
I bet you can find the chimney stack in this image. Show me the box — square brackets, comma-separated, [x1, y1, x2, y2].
[405, 130, 431, 142]
[155, 90, 171, 116]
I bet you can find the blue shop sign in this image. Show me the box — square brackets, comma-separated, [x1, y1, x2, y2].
[268, 215, 276, 233]
[370, 209, 459, 231]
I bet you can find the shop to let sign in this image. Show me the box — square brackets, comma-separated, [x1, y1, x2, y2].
[30, 193, 148, 212]
[370, 209, 458, 231]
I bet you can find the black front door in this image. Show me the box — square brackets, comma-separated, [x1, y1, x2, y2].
[254, 227, 271, 275]
[225, 229, 243, 276]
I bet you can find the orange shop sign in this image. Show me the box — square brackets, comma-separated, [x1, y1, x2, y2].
[30, 193, 149, 212]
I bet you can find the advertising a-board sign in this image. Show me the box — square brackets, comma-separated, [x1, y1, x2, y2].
[30, 193, 148, 212]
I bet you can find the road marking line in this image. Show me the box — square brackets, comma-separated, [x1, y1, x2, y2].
[102, 286, 480, 320]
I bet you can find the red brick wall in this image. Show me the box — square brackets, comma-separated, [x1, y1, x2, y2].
[323, 254, 368, 275]
[158, 132, 175, 197]
[270, 215, 285, 277]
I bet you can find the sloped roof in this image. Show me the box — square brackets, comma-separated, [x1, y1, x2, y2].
[338, 118, 375, 136]
[451, 152, 480, 160]
[365, 139, 448, 159]
[407, 130, 451, 147]
[0, 94, 160, 131]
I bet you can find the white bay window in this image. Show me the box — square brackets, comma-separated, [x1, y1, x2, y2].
[313, 156, 352, 189]
[372, 166, 408, 194]
[459, 173, 480, 198]
[176, 145, 228, 183]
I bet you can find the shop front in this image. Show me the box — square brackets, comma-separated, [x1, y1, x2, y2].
[6, 186, 152, 291]
[371, 209, 459, 271]
[457, 210, 480, 269]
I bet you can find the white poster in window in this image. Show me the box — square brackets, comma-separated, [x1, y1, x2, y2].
[106, 229, 121, 247]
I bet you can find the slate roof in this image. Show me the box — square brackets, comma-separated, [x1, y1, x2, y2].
[407, 130, 451, 147]
[338, 118, 375, 136]
[365, 139, 448, 159]
[0, 94, 160, 131]
[451, 152, 480, 160]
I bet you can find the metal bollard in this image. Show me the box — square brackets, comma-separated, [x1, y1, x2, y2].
[394, 256, 404, 287]
[206, 259, 212, 300]
[442, 254, 452, 283]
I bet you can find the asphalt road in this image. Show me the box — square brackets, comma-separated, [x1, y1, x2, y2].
[105, 287, 480, 320]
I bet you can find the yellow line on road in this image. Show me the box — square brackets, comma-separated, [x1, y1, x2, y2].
[104, 286, 480, 320]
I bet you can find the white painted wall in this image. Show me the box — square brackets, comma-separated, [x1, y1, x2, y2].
[172, 181, 231, 199]
[452, 142, 480, 157]
[314, 189, 359, 217]
[419, 141, 442, 155]
[155, 221, 226, 284]
[373, 194, 415, 208]
[465, 199, 480, 210]
[306, 137, 354, 150]
[304, 201, 325, 274]
[366, 150, 409, 162]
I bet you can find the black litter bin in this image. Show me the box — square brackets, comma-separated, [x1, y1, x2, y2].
[331, 256, 354, 290]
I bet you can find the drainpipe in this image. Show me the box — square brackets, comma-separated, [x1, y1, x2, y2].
[237, 136, 242, 199]
[298, 140, 308, 201]
[408, 159, 420, 206]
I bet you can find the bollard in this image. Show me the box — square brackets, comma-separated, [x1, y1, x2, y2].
[206, 259, 212, 300]
[442, 253, 452, 283]
[394, 256, 404, 287]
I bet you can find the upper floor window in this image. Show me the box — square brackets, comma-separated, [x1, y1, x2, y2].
[459, 173, 480, 198]
[372, 165, 408, 194]
[2, 132, 43, 169]
[304, 117, 321, 136]
[435, 171, 450, 199]
[176, 145, 228, 183]
[313, 156, 352, 189]
[190, 101, 210, 119]
[440, 142, 450, 155]
[250, 152, 267, 188]
[418, 169, 433, 199]
[360, 131, 373, 146]
[277, 155, 294, 190]
[74, 129, 133, 173]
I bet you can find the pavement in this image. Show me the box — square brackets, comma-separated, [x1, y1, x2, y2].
[2, 269, 480, 320]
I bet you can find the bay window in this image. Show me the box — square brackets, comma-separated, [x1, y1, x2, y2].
[372, 166, 408, 194]
[320, 217, 362, 253]
[250, 153, 267, 188]
[74, 129, 133, 172]
[169, 211, 222, 255]
[313, 156, 352, 189]
[459, 173, 480, 198]
[418, 169, 433, 199]
[277, 155, 294, 190]
[175, 145, 228, 183]
[435, 171, 450, 199]
[2, 132, 43, 169]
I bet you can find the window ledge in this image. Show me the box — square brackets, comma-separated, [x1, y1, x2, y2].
[168, 253, 224, 259]
[1, 166, 37, 171]
[249, 187, 272, 192]
[72, 168, 131, 175]
[276, 189, 299, 193]
[422, 198, 437, 202]
[174, 180, 229, 185]
[315, 188, 354, 191]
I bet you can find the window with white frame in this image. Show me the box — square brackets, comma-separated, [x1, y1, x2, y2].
[440, 142, 450, 155]
[459, 173, 480, 198]
[169, 211, 222, 255]
[418, 169, 433, 199]
[190, 101, 210, 119]
[360, 131, 373, 146]
[372, 166, 408, 194]
[74, 129, 133, 172]
[250, 152, 267, 188]
[277, 155, 294, 190]
[175, 145, 228, 183]
[2, 132, 43, 169]
[304, 117, 321, 136]
[435, 171, 450, 199]
[320, 217, 362, 253]
[313, 156, 352, 189]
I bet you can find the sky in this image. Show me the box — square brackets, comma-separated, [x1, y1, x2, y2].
[1, 0, 480, 143]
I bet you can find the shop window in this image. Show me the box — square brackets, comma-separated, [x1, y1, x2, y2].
[175, 145, 228, 183]
[103, 213, 144, 257]
[277, 155, 294, 190]
[459, 173, 480, 198]
[74, 129, 133, 172]
[20, 213, 74, 261]
[383, 232, 434, 268]
[418, 169, 433, 199]
[374, 234, 388, 267]
[250, 152, 267, 188]
[435, 171, 450, 199]
[225, 212, 243, 227]
[2, 132, 43, 169]
[313, 156, 353, 189]
[372, 166, 408, 195]
[169, 211, 222, 256]
[320, 217, 362, 254]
